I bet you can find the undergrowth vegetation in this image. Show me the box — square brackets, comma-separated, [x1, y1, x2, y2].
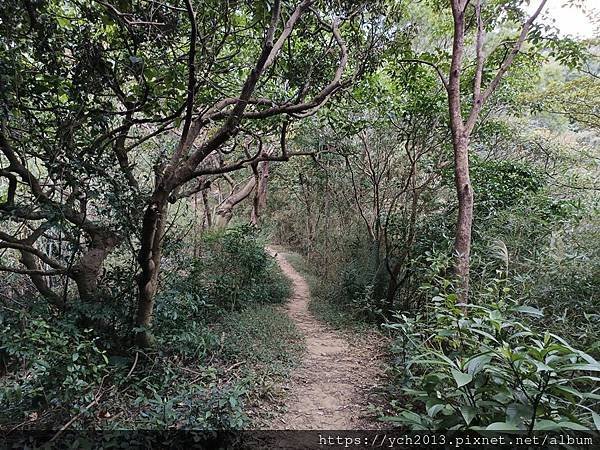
[273, 170, 599, 430]
[269, 58, 600, 431]
[283, 251, 375, 332]
[384, 274, 600, 431]
[0, 227, 299, 433]
[1, 0, 599, 438]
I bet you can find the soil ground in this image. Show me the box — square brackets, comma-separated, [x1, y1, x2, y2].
[268, 249, 385, 430]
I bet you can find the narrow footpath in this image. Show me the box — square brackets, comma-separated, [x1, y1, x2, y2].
[268, 249, 384, 429]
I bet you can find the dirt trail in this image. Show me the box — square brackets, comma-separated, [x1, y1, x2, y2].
[268, 249, 384, 430]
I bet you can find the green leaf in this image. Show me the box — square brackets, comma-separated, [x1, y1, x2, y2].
[551, 384, 583, 399]
[426, 403, 445, 417]
[555, 422, 589, 431]
[534, 419, 588, 431]
[505, 403, 531, 427]
[470, 328, 499, 343]
[486, 422, 519, 431]
[534, 419, 562, 430]
[466, 353, 492, 375]
[592, 411, 600, 431]
[381, 410, 423, 426]
[560, 363, 600, 372]
[56, 17, 70, 28]
[460, 406, 477, 425]
[515, 306, 543, 317]
[533, 360, 554, 373]
[575, 350, 599, 365]
[451, 368, 473, 388]
[489, 310, 502, 321]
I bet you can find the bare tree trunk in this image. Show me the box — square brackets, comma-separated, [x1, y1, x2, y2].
[201, 189, 212, 230]
[258, 161, 269, 211]
[19, 250, 64, 307]
[445, 0, 546, 302]
[250, 163, 261, 226]
[127, 1, 357, 346]
[71, 230, 119, 302]
[448, 0, 470, 302]
[453, 135, 473, 299]
[251, 161, 269, 225]
[385, 173, 419, 311]
[215, 177, 256, 228]
[193, 193, 199, 258]
[135, 191, 168, 347]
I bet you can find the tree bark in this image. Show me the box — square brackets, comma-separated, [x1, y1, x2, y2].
[384, 171, 419, 311]
[446, 0, 544, 301]
[452, 134, 473, 300]
[448, 0, 472, 302]
[250, 161, 269, 225]
[128, 1, 353, 346]
[201, 189, 212, 231]
[71, 230, 119, 302]
[135, 191, 169, 347]
[214, 177, 256, 228]
[19, 250, 64, 307]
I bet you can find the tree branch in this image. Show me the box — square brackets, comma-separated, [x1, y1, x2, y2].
[465, 0, 548, 133]
[177, 0, 197, 156]
[472, 0, 485, 103]
[0, 265, 66, 276]
[400, 59, 449, 92]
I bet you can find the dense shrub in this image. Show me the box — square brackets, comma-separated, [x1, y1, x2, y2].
[467, 190, 598, 359]
[337, 239, 388, 322]
[384, 286, 600, 431]
[0, 310, 109, 424]
[184, 225, 291, 313]
[470, 158, 544, 216]
[0, 226, 296, 431]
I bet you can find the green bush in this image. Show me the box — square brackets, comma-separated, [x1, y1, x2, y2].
[0, 311, 108, 422]
[312, 237, 389, 323]
[153, 288, 221, 360]
[130, 383, 248, 430]
[123, 305, 302, 431]
[470, 158, 544, 216]
[152, 225, 291, 358]
[0, 226, 297, 431]
[186, 225, 291, 313]
[384, 291, 600, 431]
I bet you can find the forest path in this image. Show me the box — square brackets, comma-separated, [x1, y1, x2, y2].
[267, 248, 384, 429]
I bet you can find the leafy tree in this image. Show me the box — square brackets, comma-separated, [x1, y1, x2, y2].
[130, 0, 385, 346]
[0, 0, 387, 345]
